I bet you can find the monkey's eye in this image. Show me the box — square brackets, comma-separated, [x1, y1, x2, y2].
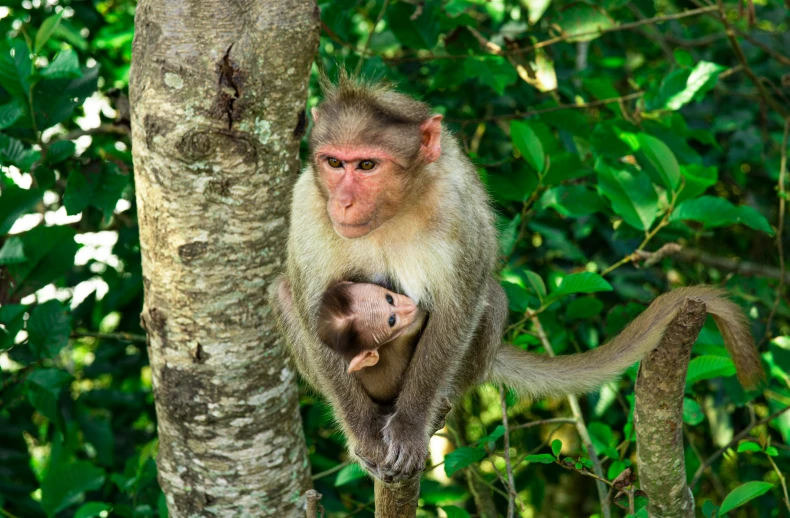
[358, 160, 376, 171]
[327, 157, 342, 168]
[388, 315, 396, 327]
[386, 294, 394, 305]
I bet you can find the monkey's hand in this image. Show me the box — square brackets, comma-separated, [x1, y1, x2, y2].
[380, 413, 430, 482]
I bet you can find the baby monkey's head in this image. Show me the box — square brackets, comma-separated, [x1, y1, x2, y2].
[317, 282, 420, 373]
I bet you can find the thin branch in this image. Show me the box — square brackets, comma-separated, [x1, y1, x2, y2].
[690, 405, 790, 488]
[448, 92, 645, 124]
[512, 417, 578, 431]
[354, 0, 390, 76]
[71, 331, 147, 344]
[766, 449, 790, 514]
[530, 314, 611, 518]
[305, 489, 323, 518]
[499, 386, 517, 518]
[311, 460, 350, 480]
[765, 119, 789, 339]
[710, 0, 789, 119]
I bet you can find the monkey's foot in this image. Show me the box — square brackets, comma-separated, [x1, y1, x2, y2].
[380, 413, 430, 482]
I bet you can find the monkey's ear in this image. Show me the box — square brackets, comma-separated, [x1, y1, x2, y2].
[419, 115, 443, 163]
[347, 350, 380, 373]
[311, 107, 320, 123]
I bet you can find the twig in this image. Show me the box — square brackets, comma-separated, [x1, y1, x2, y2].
[0, 508, 21, 518]
[311, 460, 350, 480]
[499, 386, 517, 518]
[511, 417, 578, 431]
[690, 405, 790, 488]
[305, 489, 323, 518]
[448, 92, 645, 124]
[530, 314, 611, 518]
[711, 0, 789, 119]
[71, 331, 147, 344]
[354, 0, 390, 76]
[386, 6, 718, 64]
[765, 119, 789, 340]
[766, 448, 790, 514]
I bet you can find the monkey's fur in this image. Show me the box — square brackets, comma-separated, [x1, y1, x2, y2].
[269, 74, 765, 482]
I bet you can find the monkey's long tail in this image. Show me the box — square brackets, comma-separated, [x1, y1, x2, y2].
[489, 286, 765, 400]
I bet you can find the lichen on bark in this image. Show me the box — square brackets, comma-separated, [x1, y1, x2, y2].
[129, 1, 319, 516]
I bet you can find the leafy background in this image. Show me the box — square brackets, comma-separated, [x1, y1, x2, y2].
[1, 0, 789, 517]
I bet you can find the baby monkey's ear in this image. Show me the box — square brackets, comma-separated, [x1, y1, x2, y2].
[348, 350, 380, 373]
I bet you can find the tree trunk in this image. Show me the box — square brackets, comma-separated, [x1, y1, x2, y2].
[129, 1, 319, 516]
[634, 297, 707, 518]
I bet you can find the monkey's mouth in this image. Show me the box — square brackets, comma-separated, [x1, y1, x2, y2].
[333, 220, 374, 238]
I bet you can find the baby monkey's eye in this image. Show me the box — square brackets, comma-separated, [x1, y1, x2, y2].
[388, 315, 396, 327]
[327, 157, 342, 168]
[359, 160, 376, 171]
[386, 294, 394, 305]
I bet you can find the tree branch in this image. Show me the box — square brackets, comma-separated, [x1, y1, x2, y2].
[71, 331, 147, 344]
[634, 297, 707, 518]
[765, 119, 789, 338]
[373, 477, 420, 518]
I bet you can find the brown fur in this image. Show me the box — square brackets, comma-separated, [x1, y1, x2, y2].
[269, 76, 764, 483]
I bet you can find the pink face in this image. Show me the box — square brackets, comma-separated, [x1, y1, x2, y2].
[313, 115, 443, 239]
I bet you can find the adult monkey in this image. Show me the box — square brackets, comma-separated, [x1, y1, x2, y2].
[270, 74, 764, 482]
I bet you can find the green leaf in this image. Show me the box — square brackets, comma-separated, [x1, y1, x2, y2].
[702, 500, 718, 518]
[524, 454, 556, 464]
[718, 481, 773, 515]
[28, 300, 72, 359]
[465, 57, 518, 95]
[678, 164, 718, 202]
[444, 446, 486, 477]
[608, 460, 627, 480]
[510, 120, 545, 173]
[35, 12, 64, 53]
[64, 164, 129, 218]
[588, 422, 617, 458]
[502, 281, 531, 312]
[479, 425, 505, 446]
[0, 236, 26, 265]
[334, 463, 367, 486]
[558, 4, 615, 42]
[542, 152, 589, 185]
[539, 185, 604, 217]
[736, 441, 761, 453]
[0, 40, 32, 99]
[523, 271, 546, 299]
[420, 479, 469, 505]
[441, 506, 471, 518]
[39, 49, 83, 80]
[0, 185, 43, 235]
[686, 355, 737, 385]
[683, 398, 705, 426]
[387, 3, 439, 49]
[74, 502, 112, 518]
[551, 439, 562, 457]
[498, 214, 520, 257]
[566, 297, 604, 320]
[0, 304, 27, 351]
[0, 134, 40, 171]
[550, 272, 613, 300]
[648, 61, 725, 111]
[40, 460, 105, 517]
[595, 158, 658, 231]
[590, 119, 638, 159]
[32, 64, 99, 130]
[671, 196, 774, 235]
[45, 140, 76, 165]
[6, 225, 79, 297]
[0, 99, 25, 129]
[25, 368, 73, 423]
[636, 134, 680, 190]
[674, 49, 694, 67]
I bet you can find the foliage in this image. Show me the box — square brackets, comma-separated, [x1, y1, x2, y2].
[1, 0, 788, 517]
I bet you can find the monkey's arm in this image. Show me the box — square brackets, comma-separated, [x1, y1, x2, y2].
[380, 278, 489, 480]
[269, 276, 389, 468]
[489, 286, 765, 398]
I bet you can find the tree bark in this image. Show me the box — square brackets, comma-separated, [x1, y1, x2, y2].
[129, 1, 319, 517]
[634, 297, 707, 518]
[374, 477, 420, 518]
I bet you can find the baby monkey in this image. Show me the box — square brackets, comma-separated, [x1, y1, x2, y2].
[317, 282, 426, 405]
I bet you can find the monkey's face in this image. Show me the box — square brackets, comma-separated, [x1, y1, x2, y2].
[311, 114, 444, 239]
[346, 283, 421, 372]
[314, 145, 409, 239]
